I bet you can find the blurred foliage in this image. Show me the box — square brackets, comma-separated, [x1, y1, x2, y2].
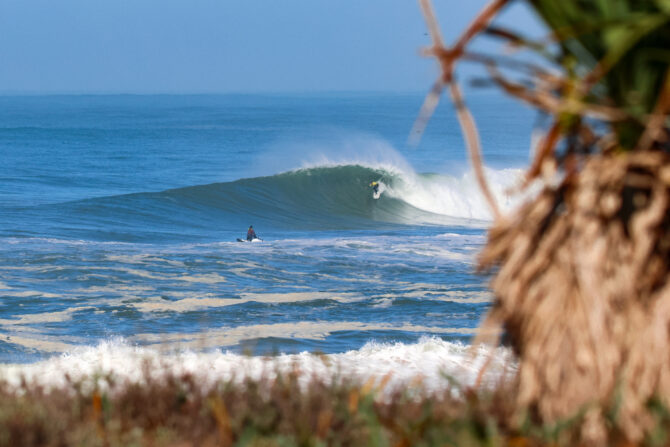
[527, 0, 670, 149]
[1, 370, 670, 446]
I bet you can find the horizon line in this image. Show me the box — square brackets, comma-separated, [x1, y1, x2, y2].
[0, 88, 501, 97]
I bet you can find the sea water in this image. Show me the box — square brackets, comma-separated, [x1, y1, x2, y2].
[0, 93, 532, 390]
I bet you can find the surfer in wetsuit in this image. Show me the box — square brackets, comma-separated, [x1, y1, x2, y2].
[246, 225, 257, 241]
[369, 181, 379, 195]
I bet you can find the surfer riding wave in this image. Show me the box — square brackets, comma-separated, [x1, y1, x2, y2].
[369, 180, 384, 199]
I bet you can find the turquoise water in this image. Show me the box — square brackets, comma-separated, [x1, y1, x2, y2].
[0, 93, 533, 365]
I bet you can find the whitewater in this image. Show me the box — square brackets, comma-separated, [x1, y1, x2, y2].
[0, 93, 533, 391]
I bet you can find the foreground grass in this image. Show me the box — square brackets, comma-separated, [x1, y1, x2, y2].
[0, 368, 667, 446]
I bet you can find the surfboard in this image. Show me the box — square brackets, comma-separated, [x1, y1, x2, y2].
[237, 238, 263, 243]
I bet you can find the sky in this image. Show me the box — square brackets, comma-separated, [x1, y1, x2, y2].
[0, 0, 545, 94]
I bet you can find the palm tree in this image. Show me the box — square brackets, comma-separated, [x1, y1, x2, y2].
[416, 0, 670, 442]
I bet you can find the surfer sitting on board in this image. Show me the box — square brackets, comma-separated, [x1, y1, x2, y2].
[247, 225, 257, 241]
[369, 181, 379, 195]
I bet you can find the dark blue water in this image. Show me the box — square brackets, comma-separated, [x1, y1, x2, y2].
[0, 93, 533, 363]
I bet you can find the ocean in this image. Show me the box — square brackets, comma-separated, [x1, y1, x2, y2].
[0, 93, 532, 389]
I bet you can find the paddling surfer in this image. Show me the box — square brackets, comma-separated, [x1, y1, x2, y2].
[247, 225, 257, 241]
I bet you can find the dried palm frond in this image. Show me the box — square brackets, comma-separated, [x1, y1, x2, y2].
[416, 0, 670, 443]
[480, 151, 670, 442]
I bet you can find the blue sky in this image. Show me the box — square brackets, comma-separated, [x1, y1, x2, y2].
[0, 1, 545, 94]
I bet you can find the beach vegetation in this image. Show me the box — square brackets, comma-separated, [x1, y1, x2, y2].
[2, 367, 668, 447]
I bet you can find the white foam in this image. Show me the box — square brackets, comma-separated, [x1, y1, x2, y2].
[131, 292, 363, 313]
[387, 167, 523, 221]
[0, 307, 94, 326]
[0, 337, 515, 396]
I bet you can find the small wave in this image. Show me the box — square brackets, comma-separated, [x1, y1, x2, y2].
[0, 337, 516, 395]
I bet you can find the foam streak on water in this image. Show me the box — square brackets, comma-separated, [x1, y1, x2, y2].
[0, 233, 493, 362]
